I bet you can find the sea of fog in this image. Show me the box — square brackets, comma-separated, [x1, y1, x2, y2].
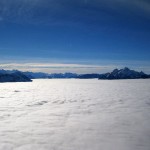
[0, 79, 150, 150]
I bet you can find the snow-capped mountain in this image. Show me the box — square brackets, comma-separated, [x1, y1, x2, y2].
[99, 67, 150, 79]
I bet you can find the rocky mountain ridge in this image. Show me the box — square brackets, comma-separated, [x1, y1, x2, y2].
[0, 70, 32, 82]
[0, 67, 150, 82]
[98, 67, 150, 79]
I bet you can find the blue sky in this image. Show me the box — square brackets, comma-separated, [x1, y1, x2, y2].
[0, 0, 150, 73]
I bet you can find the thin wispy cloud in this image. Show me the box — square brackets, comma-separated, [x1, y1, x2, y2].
[0, 62, 116, 74]
[0, 62, 150, 74]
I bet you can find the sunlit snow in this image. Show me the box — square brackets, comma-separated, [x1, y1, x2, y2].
[0, 79, 150, 150]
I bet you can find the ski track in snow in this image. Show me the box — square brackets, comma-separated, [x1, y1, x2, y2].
[0, 79, 150, 150]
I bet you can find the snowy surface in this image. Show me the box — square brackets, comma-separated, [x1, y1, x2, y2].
[0, 79, 150, 150]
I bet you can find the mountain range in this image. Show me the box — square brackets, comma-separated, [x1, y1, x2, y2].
[23, 67, 150, 80]
[98, 67, 150, 80]
[0, 67, 150, 82]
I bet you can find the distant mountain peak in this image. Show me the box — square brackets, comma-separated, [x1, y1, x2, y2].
[99, 67, 150, 80]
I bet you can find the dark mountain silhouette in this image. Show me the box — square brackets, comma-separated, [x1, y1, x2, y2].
[0, 70, 32, 82]
[23, 72, 78, 79]
[0, 67, 149, 82]
[98, 67, 150, 80]
[77, 74, 100, 79]
[23, 67, 150, 80]
[23, 71, 50, 79]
